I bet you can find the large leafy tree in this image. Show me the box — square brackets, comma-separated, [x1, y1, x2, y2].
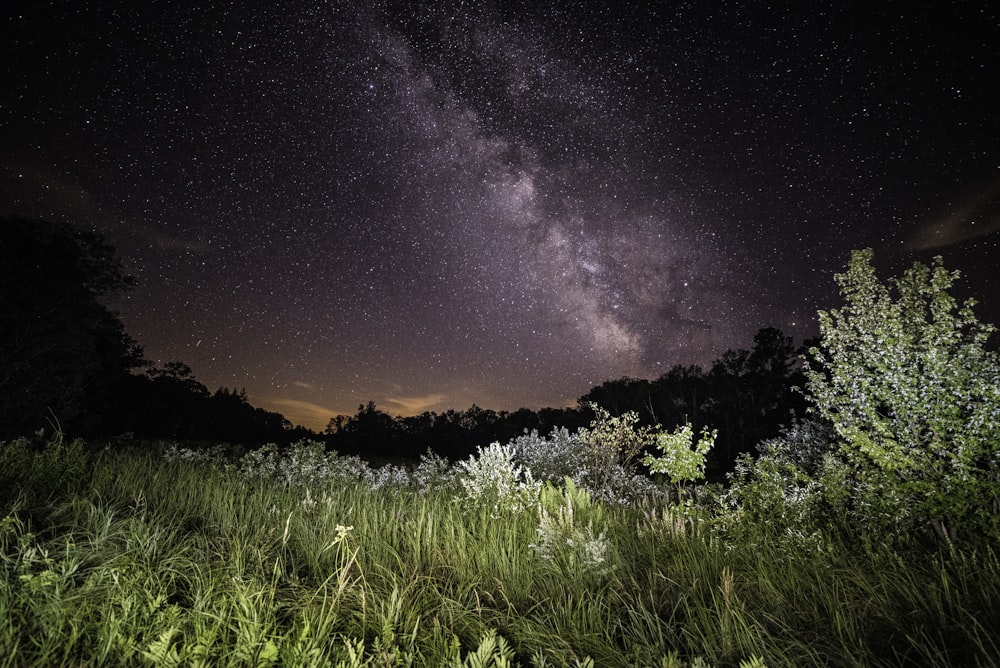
[0, 216, 144, 436]
[804, 248, 1000, 538]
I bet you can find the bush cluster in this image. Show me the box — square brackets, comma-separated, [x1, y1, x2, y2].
[719, 249, 1000, 545]
[160, 415, 707, 512]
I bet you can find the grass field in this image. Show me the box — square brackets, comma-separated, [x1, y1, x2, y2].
[1, 436, 998, 667]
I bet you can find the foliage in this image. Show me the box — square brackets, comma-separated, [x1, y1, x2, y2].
[509, 427, 588, 484]
[238, 440, 345, 487]
[325, 402, 589, 461]
[117, 370, 299, 443]
[0, 430, 92, 503]
[579, 327, 804, 475]
[509, 427, 662, 505]
[299, 326, 803, 470]
[713, 420, 842, 552]
[804, 248, 1000, 538]
[704, 327, 803, 466]
[2, 441, 1000, 665]
[454, 442, 540, 517]
[412, 448, 457, 494]
[0, 216, 144, 437]
[506, 408, 717, 507]
[642, 422, 717, 486]
[530, 479, 612, 579]
[578, 403, 656, 483]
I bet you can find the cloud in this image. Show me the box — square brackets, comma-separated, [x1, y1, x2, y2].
[383, 393, 448, 415]
[258, 397, 338, 431]
[0, 163, 208, 253]
[907, 180, 1000, 251]
[0, 165, 103, 220]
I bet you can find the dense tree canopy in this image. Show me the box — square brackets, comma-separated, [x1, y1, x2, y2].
[0, 217, 305, 444]
[0, 216, 144, 436]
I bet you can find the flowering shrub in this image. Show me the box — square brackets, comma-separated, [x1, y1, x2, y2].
[530, 478, 612, 578]
[455, 442, 540, 517]
[239, 440, 331, 487]
[161, 442, 231, 466]
[411, 449, 456, 494]
[510, 424, 666, 506]
[158, 430, 662, 516]
[365, 463, 413, 492]
[236, 440, 375, 489]
[509, 428, 588, 484]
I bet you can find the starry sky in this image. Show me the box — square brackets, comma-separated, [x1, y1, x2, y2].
[3, 2, 998, 430]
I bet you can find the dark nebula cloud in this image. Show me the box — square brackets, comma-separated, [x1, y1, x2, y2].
[3, 2, 998, 429]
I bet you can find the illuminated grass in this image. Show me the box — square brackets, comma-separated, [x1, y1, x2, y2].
[1, 441, 998, 667]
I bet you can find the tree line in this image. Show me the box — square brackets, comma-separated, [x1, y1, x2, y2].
[324, 325, 806, 475]
[1, 216, 805, 475]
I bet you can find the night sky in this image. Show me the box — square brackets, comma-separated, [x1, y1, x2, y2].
[3, 2, 998, 430]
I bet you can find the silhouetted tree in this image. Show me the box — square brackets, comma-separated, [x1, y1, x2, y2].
[325, 401, 401, 458]
[0, 217, 145, 437]
[649, 364, 710, 427]
[570, 328, 804, 477]
[704, 327, 801, 467]
[580, 377, 653, 416]
[319, 402, 589, 463]
[316, 331, 803, 468]
[112, 368, 299, 444]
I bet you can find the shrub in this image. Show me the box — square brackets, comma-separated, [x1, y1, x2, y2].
[161, 441, 231, 466]
[642, 422, 716, 487]
[714, 420, 840, 551]
[530, 478, 612, 578]
[365, 462, 413, 492]
[804, 249, 1000, 539]
[509, 426, 662, 506]
[454, 442, 540, 517]
[577, 404, 656, 492]
[411, 448, 456, 494]
[509, 427, 589, 485]
[237, 439, 372, 488]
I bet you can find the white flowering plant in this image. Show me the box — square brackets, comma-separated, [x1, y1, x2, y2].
[510, 427, 589, 484]
[510, 426, 664, 506]
[239, 440, 330, 487]
[530, 478, 612, 578]
[455, 442, 540, 517]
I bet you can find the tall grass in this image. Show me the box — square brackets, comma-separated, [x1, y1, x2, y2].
[1, 439, 998, 666]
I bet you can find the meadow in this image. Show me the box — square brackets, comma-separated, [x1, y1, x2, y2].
[1, 433, 998, 668]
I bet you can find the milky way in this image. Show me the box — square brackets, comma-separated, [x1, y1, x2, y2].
[3, 2, 998, 429]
